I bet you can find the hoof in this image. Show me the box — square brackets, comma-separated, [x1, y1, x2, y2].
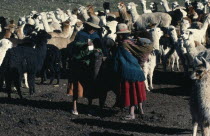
[146, 88, 150, 92]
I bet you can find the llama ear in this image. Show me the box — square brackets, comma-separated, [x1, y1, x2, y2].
[135, 4, 138, 6]
[194, 57, 202, 66]
[201, 57, 210, 70]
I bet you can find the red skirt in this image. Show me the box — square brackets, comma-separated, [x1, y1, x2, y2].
[119, 81, 146, 107]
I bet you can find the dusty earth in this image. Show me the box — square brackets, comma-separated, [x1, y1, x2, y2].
[0, 65, 195, 136]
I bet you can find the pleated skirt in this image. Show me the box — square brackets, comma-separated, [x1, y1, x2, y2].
[119, 81, 146, 107]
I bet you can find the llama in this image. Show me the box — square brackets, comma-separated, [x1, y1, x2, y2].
[139, 0, 152, 13]
[127, 2, 171, 30]
[40, 44, 61, 85]
[143, 27, 163, 91]
[47, 21, 83, 49]
[187, 13, 210, 45]
[190, 56, 210, 136]
[160, 0, 187, 26]
[181, 30, 206, 63]
[164, 25, 180, 71]
[4, 21, 16, 38]
[117, 2, 133, 31]
[0, 30, 51, 98]
[48, 21, 72, 38]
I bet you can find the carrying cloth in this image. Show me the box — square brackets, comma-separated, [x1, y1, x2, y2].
[122, 39, 153, 66]
[113, 45, 145, 82]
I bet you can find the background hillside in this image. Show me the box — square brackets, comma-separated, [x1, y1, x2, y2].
[0, 0, 186, 22]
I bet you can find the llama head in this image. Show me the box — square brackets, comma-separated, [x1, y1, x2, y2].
[197, 2, 204, 10]
[181, 29, 193, 41]
[118, 2, 126, 11]
[18, 16, 26, 26]
[172, 1, 179, 10]
[167, 25, 178, 39]
[127, 2, 138, 11]
[0, 39, 13, 48]
[149, 27, 164, 40]
[181, 18, 191, 29]
[75, 21, 83, 31]
[191, 57, 210, 80]
[150, 2, 158, 11]
[4, 24, 17, 34]
[29, 10, 38, 17]
[78, 6, 86, 14]
[185, 0, 191, 4]
[47, 11, 56, 19]
[86, 5, 95, 14]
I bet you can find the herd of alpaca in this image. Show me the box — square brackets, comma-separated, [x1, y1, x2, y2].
[0, 0, 210, 135]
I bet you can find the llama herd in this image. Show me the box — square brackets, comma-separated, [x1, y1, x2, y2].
[0, 0, 210, 135]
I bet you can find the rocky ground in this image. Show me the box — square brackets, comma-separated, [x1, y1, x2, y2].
[0, 64, 195, 136]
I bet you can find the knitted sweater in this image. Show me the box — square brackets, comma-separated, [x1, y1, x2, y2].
[71, 30, 102, 65]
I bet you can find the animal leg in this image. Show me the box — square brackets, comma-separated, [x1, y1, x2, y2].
[149, 68, 155, 90]
[0, 75, 4, 91]
[176, 58, 180, 71]
[40, 67, 47, 84]
[49, 67, 55, 85]
[24, 73, 29, 88]
[171, 58, 175, 71]
[5, 76, 12, 98]
[192, 122, 198, 136]
[28, 74, 35, 95]
[14, 76, 23, 99]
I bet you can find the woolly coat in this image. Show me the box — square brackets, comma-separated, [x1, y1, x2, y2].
[135, 12, 172, 30]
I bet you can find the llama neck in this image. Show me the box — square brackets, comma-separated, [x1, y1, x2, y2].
[70, 29, 79, 41]
[170, 30, 178, 44]
[17, 24, 25, 39]
[62, 25, 71, 37]
[201, 18, 209, 31]
[151, 36, 160, 50]
[82, 10, 90, 21]
[185, 39, 198, 59]
[119, 8, 129, 22]
[204, 4, 208, 14]
[4, 30, 12, 38]
[34, 18, 40, 27]
[141, 1, 148, 13]
[162, 0, 171, 12]
[130, 8, 139, 23]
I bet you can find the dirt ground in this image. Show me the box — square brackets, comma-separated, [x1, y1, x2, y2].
[0, 65, 196, 136]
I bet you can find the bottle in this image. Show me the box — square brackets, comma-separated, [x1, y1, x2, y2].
[88, 39, 94, 51]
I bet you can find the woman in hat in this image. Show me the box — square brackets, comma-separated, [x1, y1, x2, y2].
[67, 15, 103, 115]
[113, 23, 148, 120]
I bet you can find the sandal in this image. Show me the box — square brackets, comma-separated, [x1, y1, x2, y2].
[123, 114, 135, 120]
[71, 110, 79, 115]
